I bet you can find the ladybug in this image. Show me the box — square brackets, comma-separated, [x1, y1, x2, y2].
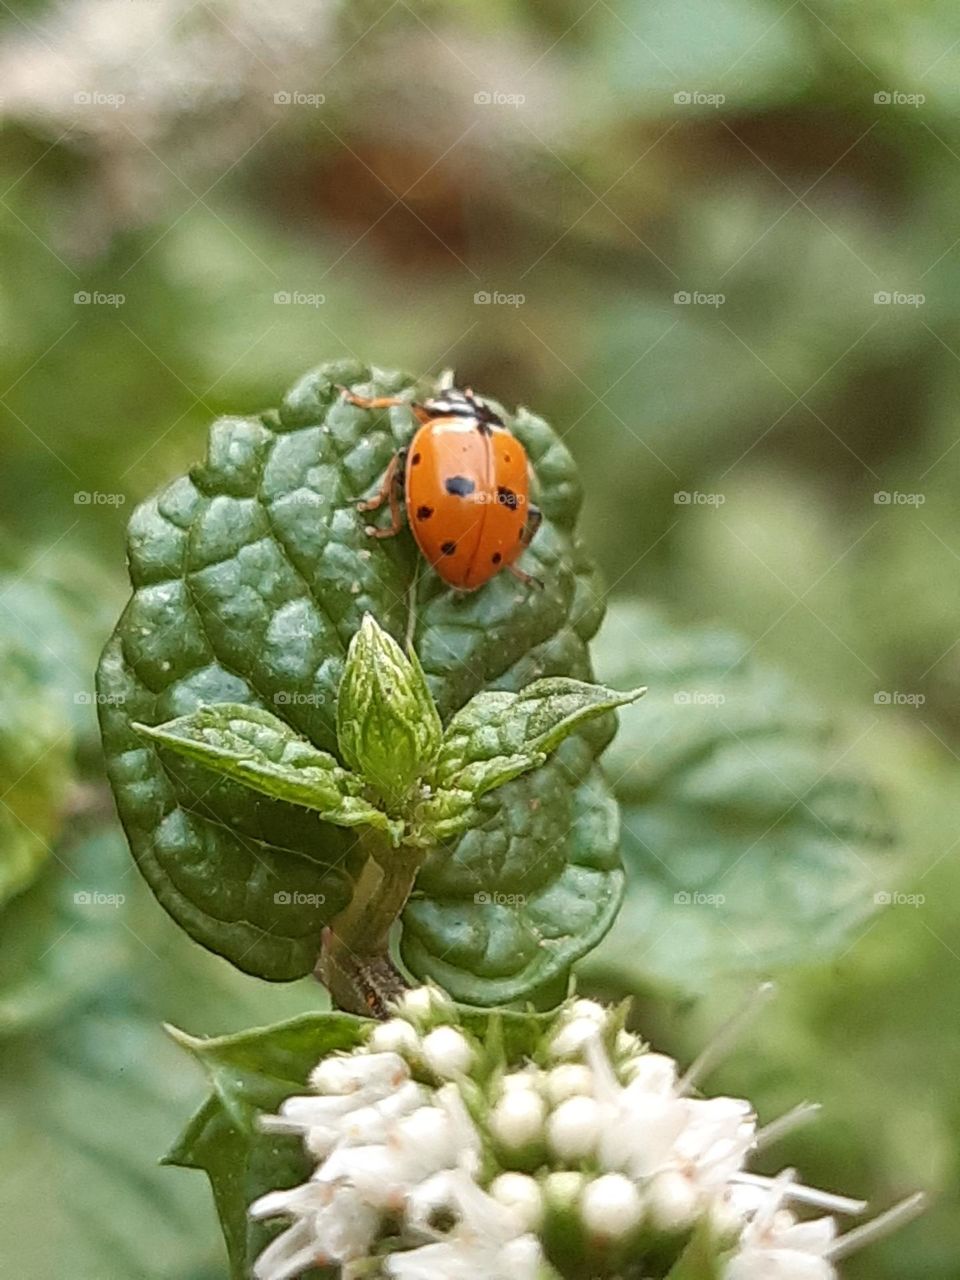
[340, 374, 542, 591]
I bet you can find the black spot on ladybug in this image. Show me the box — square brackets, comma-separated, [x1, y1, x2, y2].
[440, 541, 457, 556]
[444, 475, 476, 497]
[497, 486, 519, 510]
[416, 505, 434, 521]
[411, 452, 422, 465]
[504, 453, 512, 462]
[492, 551, 502, 565]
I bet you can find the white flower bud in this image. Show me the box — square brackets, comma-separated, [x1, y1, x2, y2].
[396, 985, 452, 1025]
[489, 1173, 544, 1230]
[581, 1173, 644, 1240]
[550, 1018, 603, 1059]
[368, 1018, 420, 1056]
[339, 1104, 389, 1147]
[501, 1069, 542, 1093]
[546, 1063, 594, 1105]
[395, 1106, 456, 1165]
[547, 1095, 602, 1162]
[310, 1051, 407, 1096]
[421, 1025, 474, 1078]
[544, 1170, 586, 1208]
[621, 1051, 677, 1094]
[570, 998, 608, 1024]
[491, 1088, 546, 1150]
[647, 1169, 701, 1232]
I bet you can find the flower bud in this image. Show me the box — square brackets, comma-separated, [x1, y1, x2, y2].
[581, 1173, 644, 1241]
[336, 613, 442, 806]
[491, 1088, 546, 1151]
[546, 1063, 594, 1105]
[647, 1170, 701, 1232]
[547, 1095, 602, 1161]
[421, 1026, 474, 1078]
[489, 1173, 544, 1230]
[368, 1018, 420, 1056]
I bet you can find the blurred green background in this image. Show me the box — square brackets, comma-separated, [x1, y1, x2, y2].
[0, 0, 958, 1275]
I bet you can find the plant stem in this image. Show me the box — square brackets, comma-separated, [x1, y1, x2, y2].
[316, 835, 421, 1017]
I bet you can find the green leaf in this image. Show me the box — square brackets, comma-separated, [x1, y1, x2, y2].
[0, 580, 75, 908]
[166, 1012, 368, 1279]
[664, 1218, 723, 1279]
[97, 359, 614, 992]
[419, 677, 645, 841]
[134, 703, 400, 842]
[584, 602, 897, 996]
[336, 612, 442, 807]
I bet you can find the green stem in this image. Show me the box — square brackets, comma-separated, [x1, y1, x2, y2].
[316, 833, 422, 1017]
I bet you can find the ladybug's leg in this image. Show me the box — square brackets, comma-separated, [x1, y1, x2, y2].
[508, 563, 545, 589]
[339, 388, 411, 411]
[359, 449, 407, 539]
[520, 503, 542, 548]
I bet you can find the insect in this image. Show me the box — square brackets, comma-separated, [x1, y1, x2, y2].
[340, 373, 542, 591]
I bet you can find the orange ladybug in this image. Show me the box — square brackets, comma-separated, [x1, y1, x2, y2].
[340, 374, 542, 591]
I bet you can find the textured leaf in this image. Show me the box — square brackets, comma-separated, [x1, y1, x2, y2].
[419, 678, 644, 843]
[584, 602, 897, 995]
[135, 704, 399, 841]
[0, 579, 74, 907]
[337, 612, 442, 807]
[97, 359, 615, 993]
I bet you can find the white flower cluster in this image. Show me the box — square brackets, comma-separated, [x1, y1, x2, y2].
[250, 989, 922, 1280]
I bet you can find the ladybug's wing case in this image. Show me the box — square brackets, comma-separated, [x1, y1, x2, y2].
[405, 420, 491, 588]
[474, 429, 531, 586]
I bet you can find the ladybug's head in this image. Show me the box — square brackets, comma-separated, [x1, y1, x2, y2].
[422, 371, 505, 427]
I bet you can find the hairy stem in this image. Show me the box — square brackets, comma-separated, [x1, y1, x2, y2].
[316, 835, 421, 1016]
